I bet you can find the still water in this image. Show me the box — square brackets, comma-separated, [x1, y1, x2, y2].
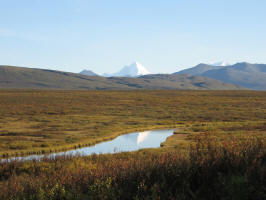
[6, 129, 174, 161]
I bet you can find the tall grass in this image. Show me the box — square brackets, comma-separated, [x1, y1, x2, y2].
[0, 135, 265, 200]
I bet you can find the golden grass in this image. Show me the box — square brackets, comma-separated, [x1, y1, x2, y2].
[0, 90, 265, 157]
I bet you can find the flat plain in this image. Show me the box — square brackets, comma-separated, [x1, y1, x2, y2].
[0, 90, 265, 157]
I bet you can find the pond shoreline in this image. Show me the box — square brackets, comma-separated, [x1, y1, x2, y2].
[2, 126, 179, 161]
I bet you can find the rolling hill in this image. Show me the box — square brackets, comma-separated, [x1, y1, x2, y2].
[0, 65, 243, 90]
[174, 62, 266, 90]
[175, 63, 224, 76]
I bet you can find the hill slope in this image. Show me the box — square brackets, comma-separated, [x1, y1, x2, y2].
[175, 64, 224, 76]
[174, 62, 266, 90]
[0, 65, 242, 90]
[0, 65, 124, 90]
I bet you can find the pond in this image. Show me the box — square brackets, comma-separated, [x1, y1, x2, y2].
[4, 129, 174, 161]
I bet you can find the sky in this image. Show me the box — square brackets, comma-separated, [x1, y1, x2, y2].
[0, 0, 266, 74]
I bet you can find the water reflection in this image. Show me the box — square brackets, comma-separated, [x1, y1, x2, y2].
[137, 131, 150, 145]
[4, 129, 174, 161]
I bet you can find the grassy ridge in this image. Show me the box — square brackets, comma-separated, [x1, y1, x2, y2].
[0, 90, 265, 157]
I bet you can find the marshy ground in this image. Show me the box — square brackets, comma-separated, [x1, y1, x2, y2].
[0, 90, 265, 157]
[0, 90, 266, 199]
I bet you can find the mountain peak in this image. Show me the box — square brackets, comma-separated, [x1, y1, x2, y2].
[129, 61, 150, 75]
[80, 69, 98, 76]
[108, 62, 150, 77]
[211, 61, 230, 66]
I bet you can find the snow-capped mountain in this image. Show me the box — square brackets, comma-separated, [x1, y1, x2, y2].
[105, 62, 150, 77]
[211, 61, 230, 66]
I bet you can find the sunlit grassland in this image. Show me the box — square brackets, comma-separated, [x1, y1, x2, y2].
[0, 90, 266, 199]
[0, 90, 265, 157]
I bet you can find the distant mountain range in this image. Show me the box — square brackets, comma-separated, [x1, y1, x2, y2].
[0, 65, 242, 90]
[1, 61, 265, 90]
[79, 62, 150, 77]
[174, 62, 266, 90]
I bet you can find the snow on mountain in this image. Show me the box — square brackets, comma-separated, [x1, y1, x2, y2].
[105, 62, 150, 77]
[211, 61, 230, 66]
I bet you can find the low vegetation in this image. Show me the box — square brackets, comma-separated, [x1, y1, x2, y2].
[0, 90, 266, 199]
[0, 135, 265, 199]
[0, 90, 265, 157]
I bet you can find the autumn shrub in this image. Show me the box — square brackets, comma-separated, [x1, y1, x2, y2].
[0, 135, 265, 199]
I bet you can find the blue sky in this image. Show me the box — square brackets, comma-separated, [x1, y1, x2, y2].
[0, 0, 266, 74]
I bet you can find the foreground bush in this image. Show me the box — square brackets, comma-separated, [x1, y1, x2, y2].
[0, 135, 266, 200]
